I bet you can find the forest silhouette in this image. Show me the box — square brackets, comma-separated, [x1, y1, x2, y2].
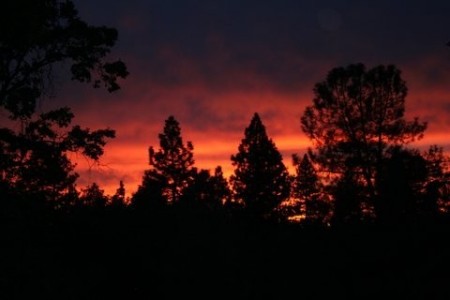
[1, 0, 450, 298]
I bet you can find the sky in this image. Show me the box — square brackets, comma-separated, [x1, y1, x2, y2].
[53, 0, 450, 196]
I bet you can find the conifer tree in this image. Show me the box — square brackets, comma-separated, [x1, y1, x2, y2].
[301, 64, 427, 220]
[182, 166, 231, 210]
[111, 180, 126, 207]
[79, 182, 107, 209]
[132, 171, 166, 210]
[292, 154, 328, 223]
[141, 116, 195, 204]
[230, 113, 290, 218]
[210, 166, 232, 207]
[422, 145, 450, 215]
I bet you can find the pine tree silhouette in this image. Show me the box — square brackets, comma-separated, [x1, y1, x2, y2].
[301, 64, 427, 221]
[79, 182, 108, 209]
[293, 154, 329, 224]
[111, 180, 126, 207]
[139, 116, 195, 204]
[230, 113, 290, 219]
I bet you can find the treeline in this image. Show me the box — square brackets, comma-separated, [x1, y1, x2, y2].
[1, 64, 450, 226]
[3, 94, 449, 228]
[1, 0, 449, 227]
[113, 75, 450, 227]
[10, 69, 443, 227]
[127, 65, 448, 227]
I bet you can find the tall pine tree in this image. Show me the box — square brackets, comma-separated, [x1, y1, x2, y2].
[230, 113, 290, 218]
[139, 116, 195, 204]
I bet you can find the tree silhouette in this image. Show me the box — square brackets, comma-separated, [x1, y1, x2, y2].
[210, 166, 232, 208]
[230, 113, 290, 218]
[422, 145, 450, 216]
[0, 107, 115, 205]
[0, 0, 126, 205]
[146, 116, 195, 203]
[110, 180, 126, 208]
[79, 182, 108, 209]
[131, 171, 166, 211]
[292, 154, 329, 224]
[0, 0, 128, 120]
[301, 64, 427, 220]
[182, 166, 231, 210]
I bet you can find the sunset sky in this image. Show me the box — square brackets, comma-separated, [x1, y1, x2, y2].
[52, 0, 450, 196]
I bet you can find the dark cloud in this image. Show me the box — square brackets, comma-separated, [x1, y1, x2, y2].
[71, 0, 450, 99]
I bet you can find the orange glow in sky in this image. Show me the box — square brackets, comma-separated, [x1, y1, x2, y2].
[69, 76, 450, 197]
[61, 2, 450, 197]
[71, 89, 314, 196]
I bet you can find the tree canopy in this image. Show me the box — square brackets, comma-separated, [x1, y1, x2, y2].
[0, 0, 127, 205]
[301, 64, 428, 221]
[0, 0, 128, 120]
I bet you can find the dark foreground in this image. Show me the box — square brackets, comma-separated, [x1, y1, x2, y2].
[2, 206, 450, 299]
